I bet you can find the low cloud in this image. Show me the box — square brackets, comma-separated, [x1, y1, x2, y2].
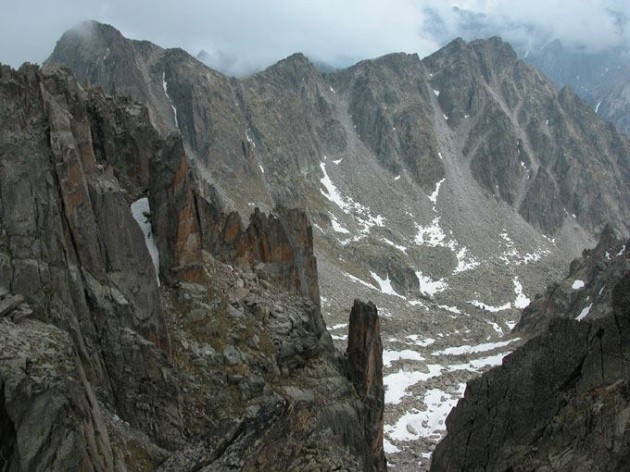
[1, 0, 629, 75]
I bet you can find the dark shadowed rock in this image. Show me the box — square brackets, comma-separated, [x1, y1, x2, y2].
[516, 224, 628, 335]
[431, 232, 630, 472]
[346, 300, 386, 472]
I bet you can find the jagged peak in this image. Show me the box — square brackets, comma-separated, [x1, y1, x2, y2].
[469, 36, 519, 61]
[251, 52, 322, 85]
[263, 52, 317, 74]
[58, 20, 125, 47]
[426, 36, 519, 64]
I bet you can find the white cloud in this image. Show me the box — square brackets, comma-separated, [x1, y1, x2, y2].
[1, 0, 629, 73]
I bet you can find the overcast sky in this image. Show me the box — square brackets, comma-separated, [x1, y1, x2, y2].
[1, 0, 629, 75]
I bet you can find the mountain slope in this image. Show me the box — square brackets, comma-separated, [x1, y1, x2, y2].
[46, 21, 630, 468]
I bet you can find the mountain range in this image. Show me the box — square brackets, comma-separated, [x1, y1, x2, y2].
[1, 19, 629, 470]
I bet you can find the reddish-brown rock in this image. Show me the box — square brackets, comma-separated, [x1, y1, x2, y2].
[196, 196, 320, 304]
[346, 300, 387, 472]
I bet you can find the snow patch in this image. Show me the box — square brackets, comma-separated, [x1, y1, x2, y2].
[383, 439, 400, 455]
[131, 198, 160, 285]
[385, 384, 466, 441]
[447, 352, 509, 373]
[384, 365, 444, 404]
[245, 130, 256, 148]
[405, 335, 435, 347]
[394, 175, 401, 181]
[499, 232, 549, 265]
[433, 89, 440, 96]
[329, 213, 350, 234]
[428, 178, 445, 205]
[513, 277, 530, 309]
[320, 162, 385, 241]
[576, 303, 593, 321]
[343, 272, 376, 290]
[438, 305, 462, 314]
[382, 238, 407, 254]
[432, 338, 518, 356]
[416, 271, 447, 297]
[383, 349, 426, 367]
[470, 300, 511, 312]
[414, 218, 479, 274]
[370, 272, 405, 299]
[258, 164, 265, 174]
[572, 279, 585, 290]
[332, 158, 343, 164]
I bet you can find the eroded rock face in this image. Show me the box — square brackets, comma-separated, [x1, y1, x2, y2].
[196, 198, 321, 306]
[346, 300, 386, 472]
[431, 233, 630, 472]
[516, 224, 629, 335]
[0, 64, 385, 471]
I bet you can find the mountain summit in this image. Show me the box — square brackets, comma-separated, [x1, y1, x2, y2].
[38, 20, 630, 468]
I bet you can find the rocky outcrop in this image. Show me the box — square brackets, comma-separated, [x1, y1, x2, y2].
[431, 231, 630, 471]
[516, 224, 629, 335]
[346, 300, 386, 472]
[196, 196, 320, 305]
[0, 64, 385, 470]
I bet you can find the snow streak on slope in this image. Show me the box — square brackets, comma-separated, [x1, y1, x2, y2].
[432, 338, 518, 356]
[428, 178, 445, 206]
[162, 72, 179, 128]
[383, 349, 425, 367]
[319, 161, 384, 241]
[414, 217, 479, 274]
[499, 232, 550, 265]
[370, 271, 405, 299]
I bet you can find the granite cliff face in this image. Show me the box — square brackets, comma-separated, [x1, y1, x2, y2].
[44, 21, 630, 468]
[0, 64, 386, 471]
[431, 232, 630, 471]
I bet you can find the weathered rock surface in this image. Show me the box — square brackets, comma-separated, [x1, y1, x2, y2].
[0, 64, 385, 471]
[424, 37, 630, 235]
[346, 300, 386, 471]
[516, 224, 629, 335]
[431, 231, 630, 471]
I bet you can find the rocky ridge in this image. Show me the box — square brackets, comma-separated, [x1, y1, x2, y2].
[0, 64, 385, 470]
[44, 21, 630, 468]
[431, 230, 630, 471]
